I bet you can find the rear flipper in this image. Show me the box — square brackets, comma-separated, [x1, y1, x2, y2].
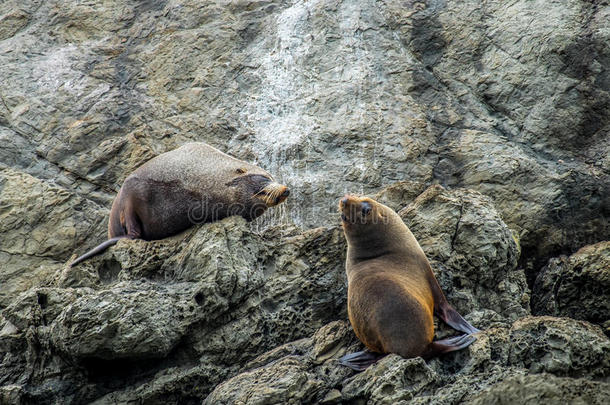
[339, 350, 387, 371]
[71, 204, 143, 267]
[436, 303, 480, 335]
[70, 236, 128, 267]
[423, 333, 476, 359]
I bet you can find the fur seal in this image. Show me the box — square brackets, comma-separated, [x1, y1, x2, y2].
[337, 195, 479, 371]
[70, 142, 289, 267]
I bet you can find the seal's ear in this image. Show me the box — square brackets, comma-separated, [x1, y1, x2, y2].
[236, 168, 247, 174]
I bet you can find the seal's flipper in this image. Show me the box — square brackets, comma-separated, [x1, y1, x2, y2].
[424, 333, 476, 359]
[424, 268, 480, 335]
[122, 202, 143, 239]
[339, 350, 386, 371]
[70, 236, 127, 267]
[436, 303, 480, 334]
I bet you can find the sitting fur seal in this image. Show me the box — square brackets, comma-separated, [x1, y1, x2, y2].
[338, 195, 479, 371]
[70, 142, 289, 267]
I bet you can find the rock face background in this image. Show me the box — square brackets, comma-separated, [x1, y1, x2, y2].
[0, 0, 608, 404]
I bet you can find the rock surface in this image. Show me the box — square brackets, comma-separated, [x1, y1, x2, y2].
[1, 217, 348, 403]
[467, 374, 610, 405]
[0, 0, 608, 273]
[204, 317, 609, 404]
[533, 241, 610, 333]
[398, 185, 527, 322]
[1, 0, 609, 403]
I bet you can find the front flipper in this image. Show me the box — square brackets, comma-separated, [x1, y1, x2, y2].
[436, 303, 480, 334]
[423, 333, 476, 359]
[339, 350, 386, 371]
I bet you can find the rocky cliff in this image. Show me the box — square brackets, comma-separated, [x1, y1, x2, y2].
[0, 0, 608, 404]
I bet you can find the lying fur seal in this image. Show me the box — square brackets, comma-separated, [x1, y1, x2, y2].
[70, 142, 289, 266]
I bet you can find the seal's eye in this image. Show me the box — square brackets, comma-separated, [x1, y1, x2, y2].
[250, 174, 271, 184]
[236, 168, 247, 174]
[361, 201, 372, 216]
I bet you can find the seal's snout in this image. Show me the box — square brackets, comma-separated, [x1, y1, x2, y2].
[275, 185, 290, 204]
[339, 194, 359, 222]
[360, 201, 372, 215]
[340, 195, 350, 207]
[257, 182, 290, 206]
[339, 195, 376, 224]
[339, 194, 354, 209]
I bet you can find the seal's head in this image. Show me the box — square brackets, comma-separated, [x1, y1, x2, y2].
[338, 194, 404, 261]
[338, 194, 386, 225]
[226, 167, 289, 220]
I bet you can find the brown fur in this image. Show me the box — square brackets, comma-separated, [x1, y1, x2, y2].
[107, 143, 289, 239]
[339, 195, 458, 358]
[71, 143, 288, 266]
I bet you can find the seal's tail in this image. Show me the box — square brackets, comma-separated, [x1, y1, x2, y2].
[70, 236, 127, 267]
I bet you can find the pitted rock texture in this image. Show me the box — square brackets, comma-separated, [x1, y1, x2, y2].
[398, 185, 528, 322]
[1, 217, 348, 404]
[0, 217, 346, 403]
[1, 0, 610, 403]
[203, 321, 357, 405]
[467, 374, 610, 405]
[204, 317, 609, 404]
[533, 241, 610, 332]
[0, 185, 541, 404]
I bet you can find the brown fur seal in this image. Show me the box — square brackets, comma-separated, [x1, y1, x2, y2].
[70, 142, 289, 267]
[338, 195, 479, 371]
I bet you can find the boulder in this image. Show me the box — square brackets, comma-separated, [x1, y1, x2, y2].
[533, 242, 610, 331]
[399, 185, 527, 322]
[1, 217, 347, 403]
[466, 374, 610, 405]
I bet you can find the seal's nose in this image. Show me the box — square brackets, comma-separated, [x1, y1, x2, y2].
[281, 188, 290, 198]
[340, 195, 350, 206]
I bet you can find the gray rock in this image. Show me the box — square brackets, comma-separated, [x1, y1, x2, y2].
[2, 287, 90, 331]
[204, 315, 610, 405]
[49, 281, 205, 360]
[400, 0, 610, 267]
[341, 356, 440, 404]
[205, 356, 324, 405]
[1, 217, 347, 403]
[0, 385, 25, 405]
[372, 180, 428, 212]
[0, 254, 59, 311]
[507, 316, 609, 379]
[466, 373, 610, 405]
[533, 241, 610, 329]
[1, 0, 610, 403]
[399, 185, 527, 321]
[0, 168, 106, 308]
[0, 0, 608, 278]
[1, 180, 591, 403]
[203, 321, 355, 405]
